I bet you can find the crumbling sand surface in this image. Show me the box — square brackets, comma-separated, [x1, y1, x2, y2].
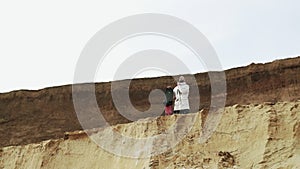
[0, 101, 299, 169]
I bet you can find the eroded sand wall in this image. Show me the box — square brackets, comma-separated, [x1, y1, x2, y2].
[0, 101, 299, 169]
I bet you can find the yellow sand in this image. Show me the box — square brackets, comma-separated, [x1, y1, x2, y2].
[0, 101, 299, 169]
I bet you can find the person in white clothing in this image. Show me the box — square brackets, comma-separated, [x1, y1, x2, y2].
[173, 76, 190, 114]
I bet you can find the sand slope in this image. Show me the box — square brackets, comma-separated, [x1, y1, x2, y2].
[0, 101, 299, 169]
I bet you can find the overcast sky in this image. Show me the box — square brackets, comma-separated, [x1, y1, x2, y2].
[0, 0, 299, 93]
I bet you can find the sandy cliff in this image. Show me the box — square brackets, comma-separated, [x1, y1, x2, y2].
[0, 56, 300, 148]
[1, 101, 299, 169]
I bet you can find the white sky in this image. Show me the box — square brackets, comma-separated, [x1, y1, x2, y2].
[0, 0, 299, 93]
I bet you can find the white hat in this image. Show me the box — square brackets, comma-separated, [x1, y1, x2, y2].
[178, 76, 185, 82]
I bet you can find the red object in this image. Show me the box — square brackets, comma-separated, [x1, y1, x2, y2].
[165, 105, 173, 115]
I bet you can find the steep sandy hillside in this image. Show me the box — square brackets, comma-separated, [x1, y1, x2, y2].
[0, 56, 300, 148]
[1, 101, 299, 169]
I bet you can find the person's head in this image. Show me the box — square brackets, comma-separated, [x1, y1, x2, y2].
[178, 76, 185, 83]
[166, 85, 172, 89]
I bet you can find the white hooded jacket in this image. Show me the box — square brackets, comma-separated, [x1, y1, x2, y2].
[173, 82, 190, 111]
